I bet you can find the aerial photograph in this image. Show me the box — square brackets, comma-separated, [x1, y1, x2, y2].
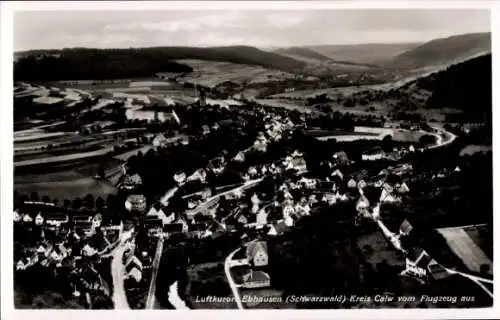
[11, 7, 493, 310]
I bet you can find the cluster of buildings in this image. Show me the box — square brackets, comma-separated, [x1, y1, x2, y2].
[13, 205, 118, 300]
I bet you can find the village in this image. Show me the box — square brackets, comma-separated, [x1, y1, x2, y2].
[13, 83, 493, 309]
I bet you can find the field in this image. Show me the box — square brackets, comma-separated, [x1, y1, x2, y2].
[460, 145, 492, 156]
[186, 262, 237, 309]
[437, 227, 493, 275]
[253, 99, 312, 113]
[357, 231, 405, 267]
[14, 170, 117, 200]
[174, 59, 297, 88]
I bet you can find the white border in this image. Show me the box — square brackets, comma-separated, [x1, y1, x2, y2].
[1, 1, 498, 320]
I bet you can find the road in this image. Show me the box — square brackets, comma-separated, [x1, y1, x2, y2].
[426, 126, 457, 150]
[186, 178, 263, 217]
[145, 236, 164, 309]
[110, 242, 130, 309]
[224, 248, 244, 310]
[168, 281, 189, 309]
[160, 187, 179, 206]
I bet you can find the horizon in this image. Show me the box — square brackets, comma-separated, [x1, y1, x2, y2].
[14, 9, 490, 52]
[13, 31, 491, 54]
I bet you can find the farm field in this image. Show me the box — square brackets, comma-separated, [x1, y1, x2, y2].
[357, 231, 404, 267]
[14, 146, 113, 167]
[175, 59, 297, 88]
[14, 170, 117, 200]
[113, 145, 155, 162]
[437, 227, 493, 275]
[460, 144, 492, 156]
[253, 99, 312, 113]
[463, 225, 493, 260]
[14, 131, 69, 143]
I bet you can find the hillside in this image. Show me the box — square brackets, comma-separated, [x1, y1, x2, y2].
[414, 53, 491, 118]
[339, 54, 491, 124]
[274, 47, 333, 62]
[303, 43, 422, 64]
[14, 46, 306, 81]
[390, 32, 491, 69]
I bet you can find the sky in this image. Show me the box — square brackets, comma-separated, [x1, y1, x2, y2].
[14, 9, 490, 51]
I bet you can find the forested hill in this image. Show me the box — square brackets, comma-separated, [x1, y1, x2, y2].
[14, 46, 306, 81]
[415, 53, 491, 119]
[390, 32, 491, 69]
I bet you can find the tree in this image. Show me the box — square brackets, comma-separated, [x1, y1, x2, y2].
[96, 196, 105, 210]
[41, 195, 51, 204]
[52, 198, 59, 206]
[381, 134, 393, 152]
[84, 194, 95, 209]
[72, 197, 82, 210]
[30, 191, 40, 202]
[63, 199, 71, 208]
[480, 263, 490, 276]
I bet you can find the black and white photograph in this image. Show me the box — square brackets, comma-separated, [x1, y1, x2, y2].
[1, 0, 496, 317]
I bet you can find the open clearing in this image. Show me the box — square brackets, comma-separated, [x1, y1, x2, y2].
[254, 99, 312, 113]
[175, 59, 297, 88]
[437, 227, 493, 275]
[357, 231, 404, 267]
[14, 170, 117, 200]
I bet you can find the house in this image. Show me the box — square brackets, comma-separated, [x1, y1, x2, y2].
[122, 173, 143, 189]
[285, 212, 300, 227]
[241, 270, 271, 289]
[322, 193, 337, 206]
[299, 177, 317, 189]
[35, 213, 44, 226]
[399, 219, 413, 236]
[251, 193, 261, 206]
[187, 168, 207, 183]
[92, 213, 103, 228]
[409, 145, 415, 152]
[125, 194, 147, 213]
[380, 188, 399, 203]
[356, 195, 370, 212]
[288, 157, 307, 172]
[267, 220, 289, 236]
[246, 241, 268, 267]
[400, 248, 451, 282]
[282, 204, 295, 218]
[127, 266, 143, 282]
[237, 212, 248, 224]
[82, 244, 98, 257]
[454, 166, 461, 172]
[202, 125, 211, 135]
[256, 208, 268, 226]
[295, 203, 311, 216]
[173, 171, 187, 185]
[16, 258, 28, 271]
[331, 169, 344, 180]
[333, 151, 349, 164]
[14, 210, 23, 223]
[152, 134, 168, 147]
[188, 223, 208, 238]
[208, 158, 225, 175]
[347, 178, 357, 188]
[233, 151, 245, 162]
[357, 180, 367, 190]
[362, 147, 384, 161]
[45, 212, 69, 227]
[248, 166, 258, 177]
[398, 182, 410, 193]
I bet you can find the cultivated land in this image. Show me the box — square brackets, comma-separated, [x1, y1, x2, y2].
[13, 34, 493, 310]
[437, 227, 493, 275]
[174, 59, 299, 88]
[14, 170, 117, 200]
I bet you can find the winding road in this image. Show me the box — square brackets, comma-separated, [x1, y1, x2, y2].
[111, 242, 130, 309]
[224, 248, 244, 310]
